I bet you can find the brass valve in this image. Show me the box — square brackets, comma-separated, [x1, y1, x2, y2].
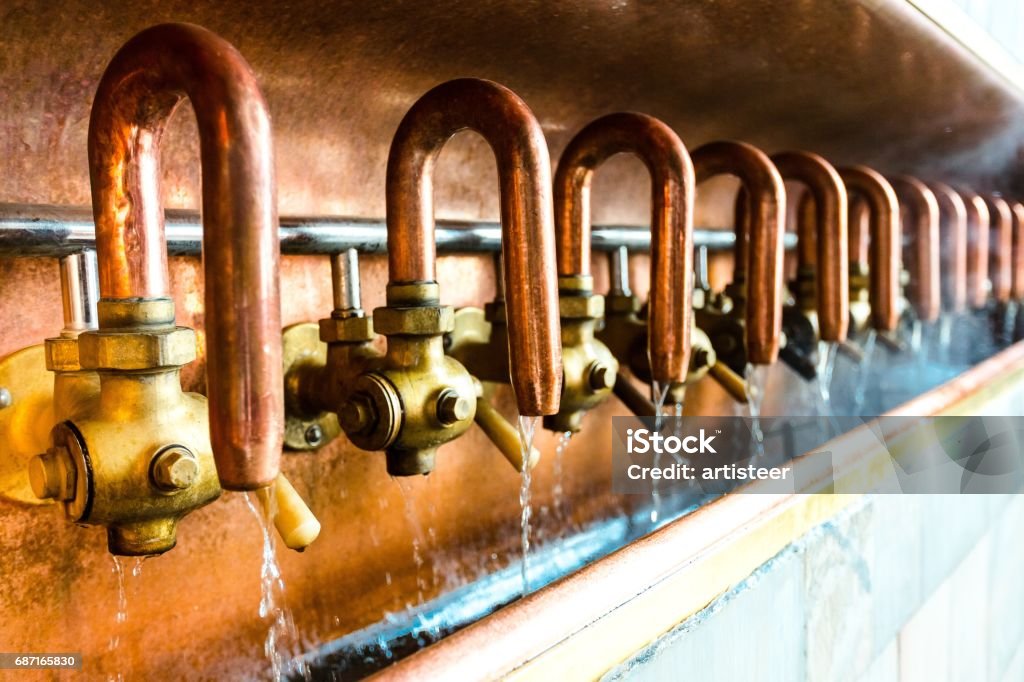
[545, 278, 619, 432]
[281, 78, 563, 476]
[0, 25, 321, 556]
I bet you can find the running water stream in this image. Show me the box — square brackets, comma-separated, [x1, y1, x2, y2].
[648, 382, 671, 523]
[853, 329, 878, 415]
[397, 481, 431, 606]
[744, 364, 769, 458]
[517, 416, 539, 596]
[244, 490, 307, 682]
[552, 431, 573, 529]
[107, 555, 147, 682]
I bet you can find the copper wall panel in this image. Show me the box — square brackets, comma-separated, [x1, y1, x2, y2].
[1, 0, 1022, 677]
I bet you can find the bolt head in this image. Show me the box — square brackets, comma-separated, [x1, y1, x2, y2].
[0, 387, 11, 409]
[587, 362, 616, 392]
[151, 446, 199, 492]
[339, 396, 374, 434]
[436, 388, 471, 426]
[28, 447, 75, 501]
[304, 424, 324, 447]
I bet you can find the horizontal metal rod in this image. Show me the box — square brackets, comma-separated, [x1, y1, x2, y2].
[0, 203, 796, 258]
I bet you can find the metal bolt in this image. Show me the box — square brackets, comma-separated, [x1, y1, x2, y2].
[304, 424, 324, 447]
[28, 447, 76, 501]
[587, 362, 616, 392]
[150, 446, 199, 492]
[0, 387, 11, 409]
[339, 396, 374, 434]
[436, 388, 471, 426]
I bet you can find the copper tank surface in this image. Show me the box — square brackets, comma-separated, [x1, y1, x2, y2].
[3, 0, 1024, 678]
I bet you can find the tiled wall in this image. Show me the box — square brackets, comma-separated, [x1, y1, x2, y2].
[603, 494, 1024, 681]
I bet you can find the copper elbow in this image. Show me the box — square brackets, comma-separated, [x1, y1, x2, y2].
[848, 195, 871, 268]
[692, 141, 785, 365]
[889, 177, 940, 323]
[983, 195, 1013, 304]
[88, 24, 281, 490]
[772, 151, 849, 342]
[1010, 202, 1024, 301]
[959, 189, 991, 309]
[554, 112, 694, 384]
[926, 182, 968, 314]
[837, 167, 901, 332]
[385, 78, 562, 416]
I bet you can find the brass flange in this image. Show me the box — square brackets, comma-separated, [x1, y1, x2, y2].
[282, 323, 341, 451]
[0, 345, 56, 506]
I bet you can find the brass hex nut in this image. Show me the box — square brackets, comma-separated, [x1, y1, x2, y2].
[319, 315, 375, 343]
[78, 327, 197, 370]
[605, 294, 641, 315]
[559, 294, 604, 320]
[45, 336, 82, 372]
[373, 305, 455, 336]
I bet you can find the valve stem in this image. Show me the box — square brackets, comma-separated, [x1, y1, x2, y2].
[608, 246, 632, 297]
[331, 248, 364, 318]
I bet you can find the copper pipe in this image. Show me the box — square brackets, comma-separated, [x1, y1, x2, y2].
[554, 112, 694, 384]
[959, 189, 991, 309]
[386, 78, 561, 416]
[771, 151, 849, 342]
[692, 141, 785, 364]
[848, 195, 871, 268]
[983, 195, 1013, 304]
[796, 190, 817, 270]
[837, 166, 901, 332]
[926, 182, 968, 314]
[1010, 201, 1024, 301]
[889, 177, 940, 323]
[88, 23, 281, 489]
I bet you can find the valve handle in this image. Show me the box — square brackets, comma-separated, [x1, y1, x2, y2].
[708, 362, 750, 404]
[611, 372, 658, 417]
[473, 395, 540, 472]
[258, 474, 321, 551]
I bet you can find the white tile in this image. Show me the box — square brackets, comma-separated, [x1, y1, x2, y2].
[858, 639, 898, 682]
[604, 548, 806, 682]
[987, 495, 1024, 679]
[869, 495, 923, 653]
[898, 577, 952, 682]
[805, 504, 874, 682]
[948, 534, 991, 682]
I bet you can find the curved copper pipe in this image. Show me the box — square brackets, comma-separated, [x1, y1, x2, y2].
[386, 78, 561, 416]
[959, 189, 991, 309]
[88, 23, 281, 489]
[554, 113, 694, 384]
[837, 166, 901, 332]
[889, 177, 940, 323]
[692, 141, 785, 365]
[1010, 201, 1024, 301]
[771, 151, 849, 342]
[848, 195, 871, 268]
[983, 195, 1013, 304]
[926, 182, 968, 314]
